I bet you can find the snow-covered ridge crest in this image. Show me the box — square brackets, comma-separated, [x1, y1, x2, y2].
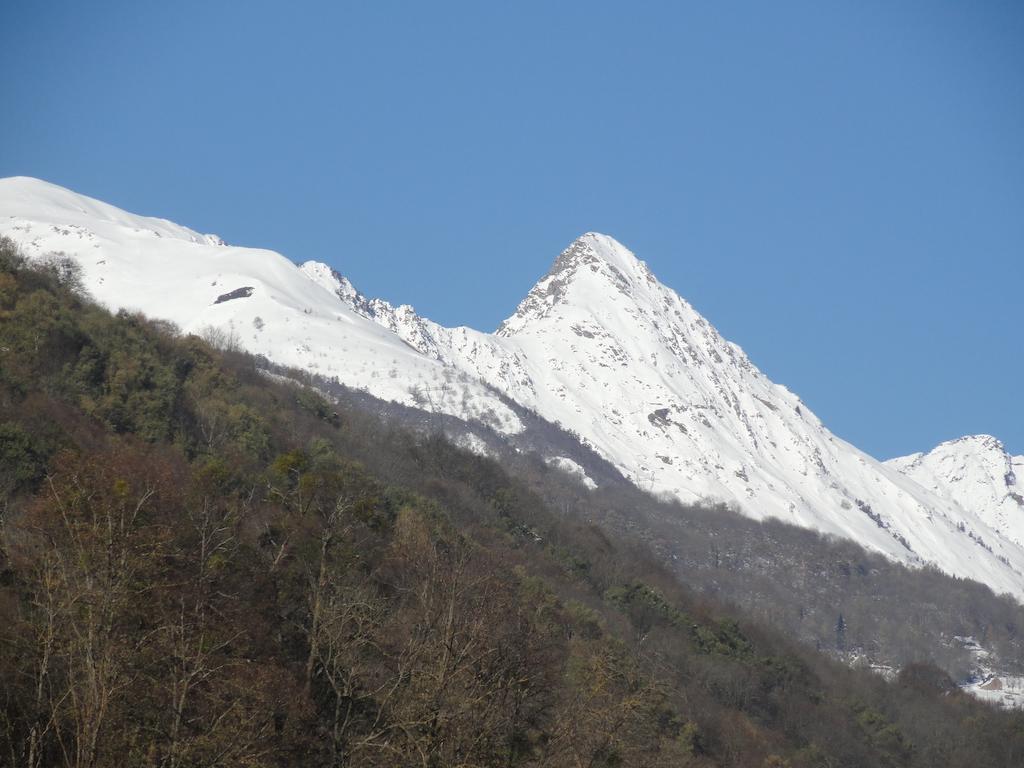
[0, 176, 524, 436]
[888, 436, 1024, 548]
[0, 176, 225, 247]
[298, 260, 451, 361]
[3, 176, 1023, 599]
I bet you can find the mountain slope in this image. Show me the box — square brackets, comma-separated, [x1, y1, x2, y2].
[0, 176, 522, 435]
[2, 176, 1023, 598]
[888, 436, 1024, 547]
[327, 232, 1024, 597]
[6, 243, 1024, 766]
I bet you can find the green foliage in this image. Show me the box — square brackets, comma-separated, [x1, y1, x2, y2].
[566, 600, 604, 640]
[604, 581, 689, 632]
[897, 661, 956, 695]
[294, 385, 340, 426]
[0, 246, 1022, 768]
[0, 421, 48, 495]
[853, 702, 914, 763]
[693, 618, 755, 660]
[0, 235, 25, 273]
[550, 543, 592, 577]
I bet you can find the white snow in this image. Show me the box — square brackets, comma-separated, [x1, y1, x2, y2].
[0, 177, 523, 435]
[952, 635, 1024, 709]
[354, 232, 1024, 598]
[963, 674, 1024, 708]
[887, 436, 1024, 548]
[453, 433, 492, 458]
[3, 177, 1023, 599]
[545, 456, 598, 489]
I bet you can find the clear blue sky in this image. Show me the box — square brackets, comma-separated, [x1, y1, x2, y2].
[2, 0, 1021, 459]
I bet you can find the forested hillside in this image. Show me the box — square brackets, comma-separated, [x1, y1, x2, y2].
[2, 235, 1023, 767]
[316, 374, 1024, 686]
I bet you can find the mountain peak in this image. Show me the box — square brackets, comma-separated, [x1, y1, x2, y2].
[496, 233, 654, 336]
[893, 435, 1011, 468]
[946, 434, 1006, 453]
[888, 434, 1024, 549]
[300, 259, 358, 302]
[552, 232, 651, 283]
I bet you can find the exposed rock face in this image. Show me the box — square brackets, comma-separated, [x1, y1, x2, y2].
[214, 286, 254, 304]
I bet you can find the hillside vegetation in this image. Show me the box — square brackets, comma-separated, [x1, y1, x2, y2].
[316, 371, 1024, 685]
[2, 236, 1023, 767]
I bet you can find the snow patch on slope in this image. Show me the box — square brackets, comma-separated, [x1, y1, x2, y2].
[953, 635, 1024, 709]
[546, 456, 598, 490]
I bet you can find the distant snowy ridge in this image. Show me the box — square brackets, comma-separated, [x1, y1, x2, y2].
[888, 436, 1024, 548]
[344, 232, 1024, 596]
[2, 176, 1023, 599]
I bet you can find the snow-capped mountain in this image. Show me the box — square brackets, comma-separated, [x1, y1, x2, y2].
[3, 176, 1023, 598]
[888, 436, 1024, 548]
[0, 177, 523, 435]
[321, 232, 1024, 596]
